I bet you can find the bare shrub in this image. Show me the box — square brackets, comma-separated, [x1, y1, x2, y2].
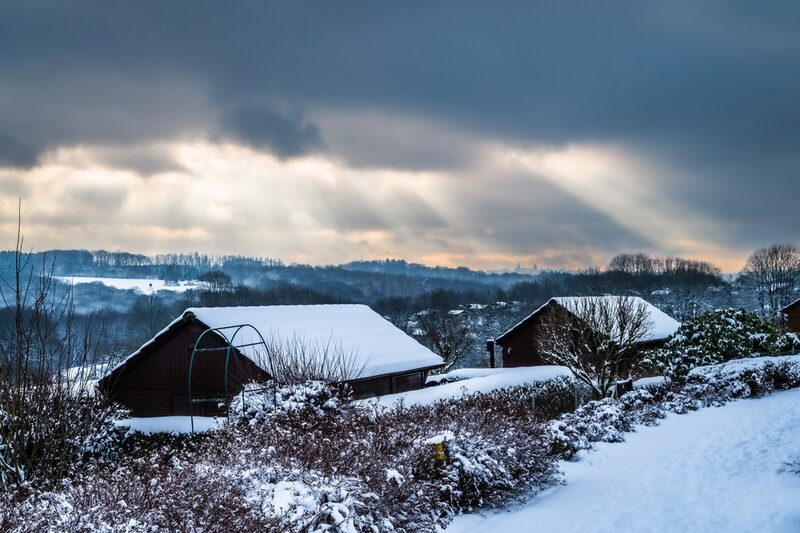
[255, 333, 367, 385]
[0, 209, 118, 489]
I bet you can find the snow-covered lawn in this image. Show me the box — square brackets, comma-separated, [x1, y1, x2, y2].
[449, 388, 800, 533]
[57, 276, 200, 293]
[367, 366, 572, 409]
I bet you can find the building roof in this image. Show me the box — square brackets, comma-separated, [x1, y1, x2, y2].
[497, 296, 680, 343]
[106, 304, 443, 381]
[783, 298, 800, 312]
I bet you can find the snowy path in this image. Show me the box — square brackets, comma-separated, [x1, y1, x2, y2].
[449, 389, 800, 533]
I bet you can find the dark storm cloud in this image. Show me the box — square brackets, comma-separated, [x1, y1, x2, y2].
[0, 0, 798, 255]
[0, 133, 40, 168]
[220, 103, 322, 158]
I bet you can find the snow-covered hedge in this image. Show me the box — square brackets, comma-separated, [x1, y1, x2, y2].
[0, 390, 127, 489]
[7, 356, 800, 532]
[373, 366, 574, 409]
[641, 309, 799, 377]
[3, 377, 572, 532]
[229, 380, 345, 425]
[547, 355, 800, 460]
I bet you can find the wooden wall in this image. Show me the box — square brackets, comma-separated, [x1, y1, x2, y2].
[348, 370, 426, 398]
[498, 306, 552, 367]
[104, 321, 269, 417]
[787, 305, 800, 333]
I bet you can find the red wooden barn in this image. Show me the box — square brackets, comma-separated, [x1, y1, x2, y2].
[496, 296, 681, 367]
[99, 304, 443, 417]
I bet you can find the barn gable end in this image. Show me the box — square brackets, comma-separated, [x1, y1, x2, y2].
[99, 317, 269, 417]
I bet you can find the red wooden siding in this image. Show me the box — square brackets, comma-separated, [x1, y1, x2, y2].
[498, 304, 554, 367]
[348, 369, 427, 398]
[786, 304, 800, 333]
[102, 320, 269, 417]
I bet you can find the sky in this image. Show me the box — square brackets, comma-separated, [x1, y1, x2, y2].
[0, 1, 798, 272]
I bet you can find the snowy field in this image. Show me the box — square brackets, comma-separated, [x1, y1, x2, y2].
[450, 388, 800, 533]
[57, 276, 200, 293]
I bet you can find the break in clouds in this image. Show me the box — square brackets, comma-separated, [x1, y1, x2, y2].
[0, 1, 798, 270]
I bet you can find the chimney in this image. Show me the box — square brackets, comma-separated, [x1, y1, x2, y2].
[486, 337, 496, 368]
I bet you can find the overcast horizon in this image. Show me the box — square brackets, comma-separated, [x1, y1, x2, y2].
[1, 2, 798, 272]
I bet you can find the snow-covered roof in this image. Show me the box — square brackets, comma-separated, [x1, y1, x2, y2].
[497, 296, 680, 343]
[109, 304, 443, 381]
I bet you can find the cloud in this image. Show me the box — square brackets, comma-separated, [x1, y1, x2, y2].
[220, 102, 323, 158]
[0, 141, 664, 270]
[0, 132, 41, 168]
[0, 2, 797, 267]
[90, 145, 187, 176]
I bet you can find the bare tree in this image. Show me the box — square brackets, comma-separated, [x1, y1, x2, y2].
[374, 296, 415, 333]
[128, 293, 171, 343]
[0, 203, 115, 488]
[536, 296, 654, 399]
[416, 309, 475, 372]
[744, 244, 800, 317]
[607, 253, 656, 275]
[200, 269, 233, 292]
[199, 269, 233, 306]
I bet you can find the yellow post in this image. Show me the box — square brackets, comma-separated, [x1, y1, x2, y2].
[432, 441, 446, 463]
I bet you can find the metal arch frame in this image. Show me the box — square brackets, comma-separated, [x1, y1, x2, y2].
[188, 323, 276, 433]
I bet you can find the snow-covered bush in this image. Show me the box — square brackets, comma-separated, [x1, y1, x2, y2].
[546, 355, 800, 460]
[0, 387, 124, 489]
[779, 332, 800, 354]
[641, 309, 796, 377]
[684, 356, 800, 402]
[3, 376, 571, 532]
[6, 356, 800, 532]
[545, 390, 665, 459]
[229, 380, 347, 425]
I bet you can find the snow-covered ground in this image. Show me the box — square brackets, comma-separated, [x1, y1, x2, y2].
[367, 366, 572, 409]
[632, 375, 669, 389]
[425, 367, 511, 385]
[450, 388, 800, 533]
[57, 276, 200, 293]
[115, 416, 224, 434]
